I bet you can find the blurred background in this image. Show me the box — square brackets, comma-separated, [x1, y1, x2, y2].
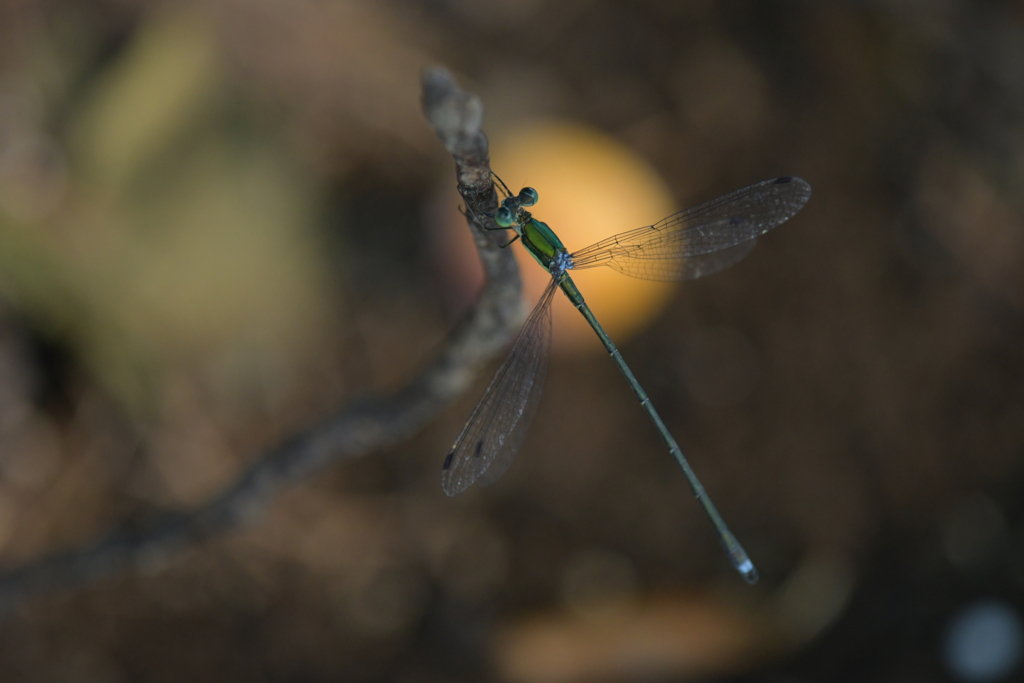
[0, 0, 1022, 681]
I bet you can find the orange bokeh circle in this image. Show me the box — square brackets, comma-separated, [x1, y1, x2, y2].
[432, 120, 678, 354]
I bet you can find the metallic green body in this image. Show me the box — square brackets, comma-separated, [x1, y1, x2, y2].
[520, 217, 566, 269]
[475, 185, 765, 581]
[513, 211, 754, 579]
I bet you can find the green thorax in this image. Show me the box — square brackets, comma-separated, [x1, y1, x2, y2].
[519, 217, 568, 272]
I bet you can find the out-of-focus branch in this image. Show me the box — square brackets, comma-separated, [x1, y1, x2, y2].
[0, 68, 523, 611]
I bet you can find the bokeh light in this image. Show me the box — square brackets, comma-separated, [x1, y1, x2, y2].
[430, 120, 677, 352]
[0, 2, 1021, 682]
[944, 601, 1024, 682]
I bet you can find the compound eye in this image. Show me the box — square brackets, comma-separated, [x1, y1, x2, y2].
[518, 187, 538, 207]
[495, 206, 515, 227]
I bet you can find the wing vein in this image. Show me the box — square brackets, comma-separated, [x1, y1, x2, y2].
[570, 177, 811, 281]
[441, 279, 558, 495]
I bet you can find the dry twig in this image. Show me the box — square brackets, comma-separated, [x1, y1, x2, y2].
[0, 68, 523, 610]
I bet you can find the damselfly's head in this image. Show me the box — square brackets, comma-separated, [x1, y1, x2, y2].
[494, 186, 538, 230]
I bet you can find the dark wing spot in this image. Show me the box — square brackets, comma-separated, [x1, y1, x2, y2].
[729, 215, 743, 225]
[442, 450, 454, 470]
[774, 176, 792, 184]
[473, 440, 484, 458]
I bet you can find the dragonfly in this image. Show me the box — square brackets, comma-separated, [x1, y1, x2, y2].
[442, 175, 811, 583]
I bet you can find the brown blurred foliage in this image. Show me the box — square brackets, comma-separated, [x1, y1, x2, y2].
[0, 0, 1022, 681]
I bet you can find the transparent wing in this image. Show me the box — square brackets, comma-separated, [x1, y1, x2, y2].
[570, 176, 811, 281]
[441, 279, 557, 495]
